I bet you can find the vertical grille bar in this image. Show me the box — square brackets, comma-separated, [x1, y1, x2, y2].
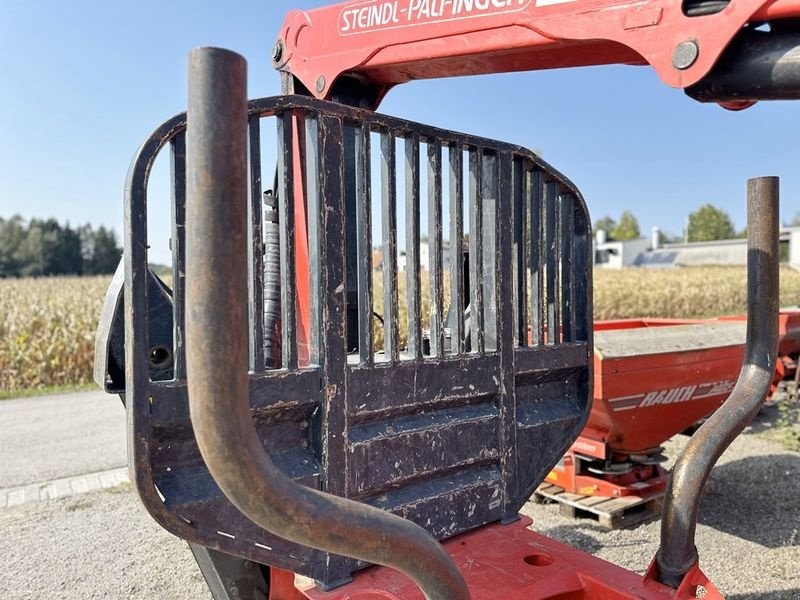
[355, 126, 374, 366]
[512, 158, 527, 347]
[481, 153, 498, 352]
[405, 134, 422, 360]
[496, 150, 518, 520]
[428, 140, 445, 358]
[342, 126, 359, 357]
[306, 116, 323, 364]
[449, 144, 465, 355]
[544, 180, 560, 345]
[380, 131, 400, 363]
[530, 171, 544, 347]
[317, 113, 348, 501]
[277, 111, 298, 370]
[574, 209, 590, 342]
[469, 148, 485, 354]
[247, 115, 266, 372]
[560, 193, 575, 343]
[169, 133, 187, 380]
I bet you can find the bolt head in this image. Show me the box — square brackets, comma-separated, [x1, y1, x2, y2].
[673, 41, 699, 70]
[272, 41, 283, 63]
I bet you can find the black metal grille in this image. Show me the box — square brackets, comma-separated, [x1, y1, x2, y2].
[123, 95, 592, 586]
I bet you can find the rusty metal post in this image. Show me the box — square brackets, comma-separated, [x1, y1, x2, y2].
[184, 47, 470, 600]
[656, 176, 780, 587]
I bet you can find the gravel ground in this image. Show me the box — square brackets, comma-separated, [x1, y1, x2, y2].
[1, 405, 797, 599]
[523, 407, 800, 599]
[0, 483, 212, 600]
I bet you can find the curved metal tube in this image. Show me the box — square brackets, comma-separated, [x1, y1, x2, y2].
[184, 47, 469, 600]
[656, 176, 779, 587]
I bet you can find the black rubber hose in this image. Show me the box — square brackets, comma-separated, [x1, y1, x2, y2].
[263, 189, 282, 368]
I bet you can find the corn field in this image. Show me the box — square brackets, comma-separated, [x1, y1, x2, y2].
[373, 266, 800, 350]
[593, 266, 800, 320]
[1, 267, 800, 395]
[0, 276, 109, 393]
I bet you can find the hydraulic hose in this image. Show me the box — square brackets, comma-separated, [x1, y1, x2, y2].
[262, 188, 281, 369]
[184, 47, 470, 600]
[656, 177, 779, 587]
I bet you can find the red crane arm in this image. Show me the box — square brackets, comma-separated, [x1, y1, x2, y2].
[274, 0, 800, 104]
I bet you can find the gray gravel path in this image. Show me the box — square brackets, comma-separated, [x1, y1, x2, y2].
[522, 412, 800, 599]
[0, 390, 126, 487]
[0, 484, 212, 600]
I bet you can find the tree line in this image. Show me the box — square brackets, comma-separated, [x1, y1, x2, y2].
[594, 205, 800, 243]
[0, 216, 122, 277]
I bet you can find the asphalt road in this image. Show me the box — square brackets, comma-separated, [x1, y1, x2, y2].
[0, 390, 126, 488]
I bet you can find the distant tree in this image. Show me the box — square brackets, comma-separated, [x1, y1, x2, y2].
[611, 210, 641, 241]
[594, 215, 617, 239]
[687, 204, 736, 242]
[79, 224, 95, 266]
[789, 212, 800, 227]
[51, 221, 82, 275]
[0, 216, 27, 277]
[16, 223, 45, 276]
[658, 230, 683, 245]
[86, 226, 122, 274]
[0, 216, 120, 277]
[17, 219, 82, 276]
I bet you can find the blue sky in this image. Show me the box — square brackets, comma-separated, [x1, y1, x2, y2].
[2, 0, 799, 265]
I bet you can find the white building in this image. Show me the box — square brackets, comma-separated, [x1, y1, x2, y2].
[624, 227, 799, 268]
[397, 240, 452, 272]
[788, 227, 800, 269]
[637, 238, 748, 267]
[593, 228, 651, 269]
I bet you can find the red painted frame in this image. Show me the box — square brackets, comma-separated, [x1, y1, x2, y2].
[276, 0, 800, 106]
[268, 517, 722, 599]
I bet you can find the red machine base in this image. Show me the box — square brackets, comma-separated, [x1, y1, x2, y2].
[272, 516, 721, 600]
[545, 436, 668, 499]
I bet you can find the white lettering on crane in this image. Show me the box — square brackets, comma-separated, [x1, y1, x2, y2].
[608, 379, 738, 412]
[338, 0, 535, 36]
[340, 2, 401, 32]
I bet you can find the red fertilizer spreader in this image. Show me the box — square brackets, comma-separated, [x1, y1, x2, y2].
[545, 319, 746, 501]
[545, 310, 800, 506]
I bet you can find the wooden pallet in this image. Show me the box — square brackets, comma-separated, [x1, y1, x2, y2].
[534, 483, 663, 529]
